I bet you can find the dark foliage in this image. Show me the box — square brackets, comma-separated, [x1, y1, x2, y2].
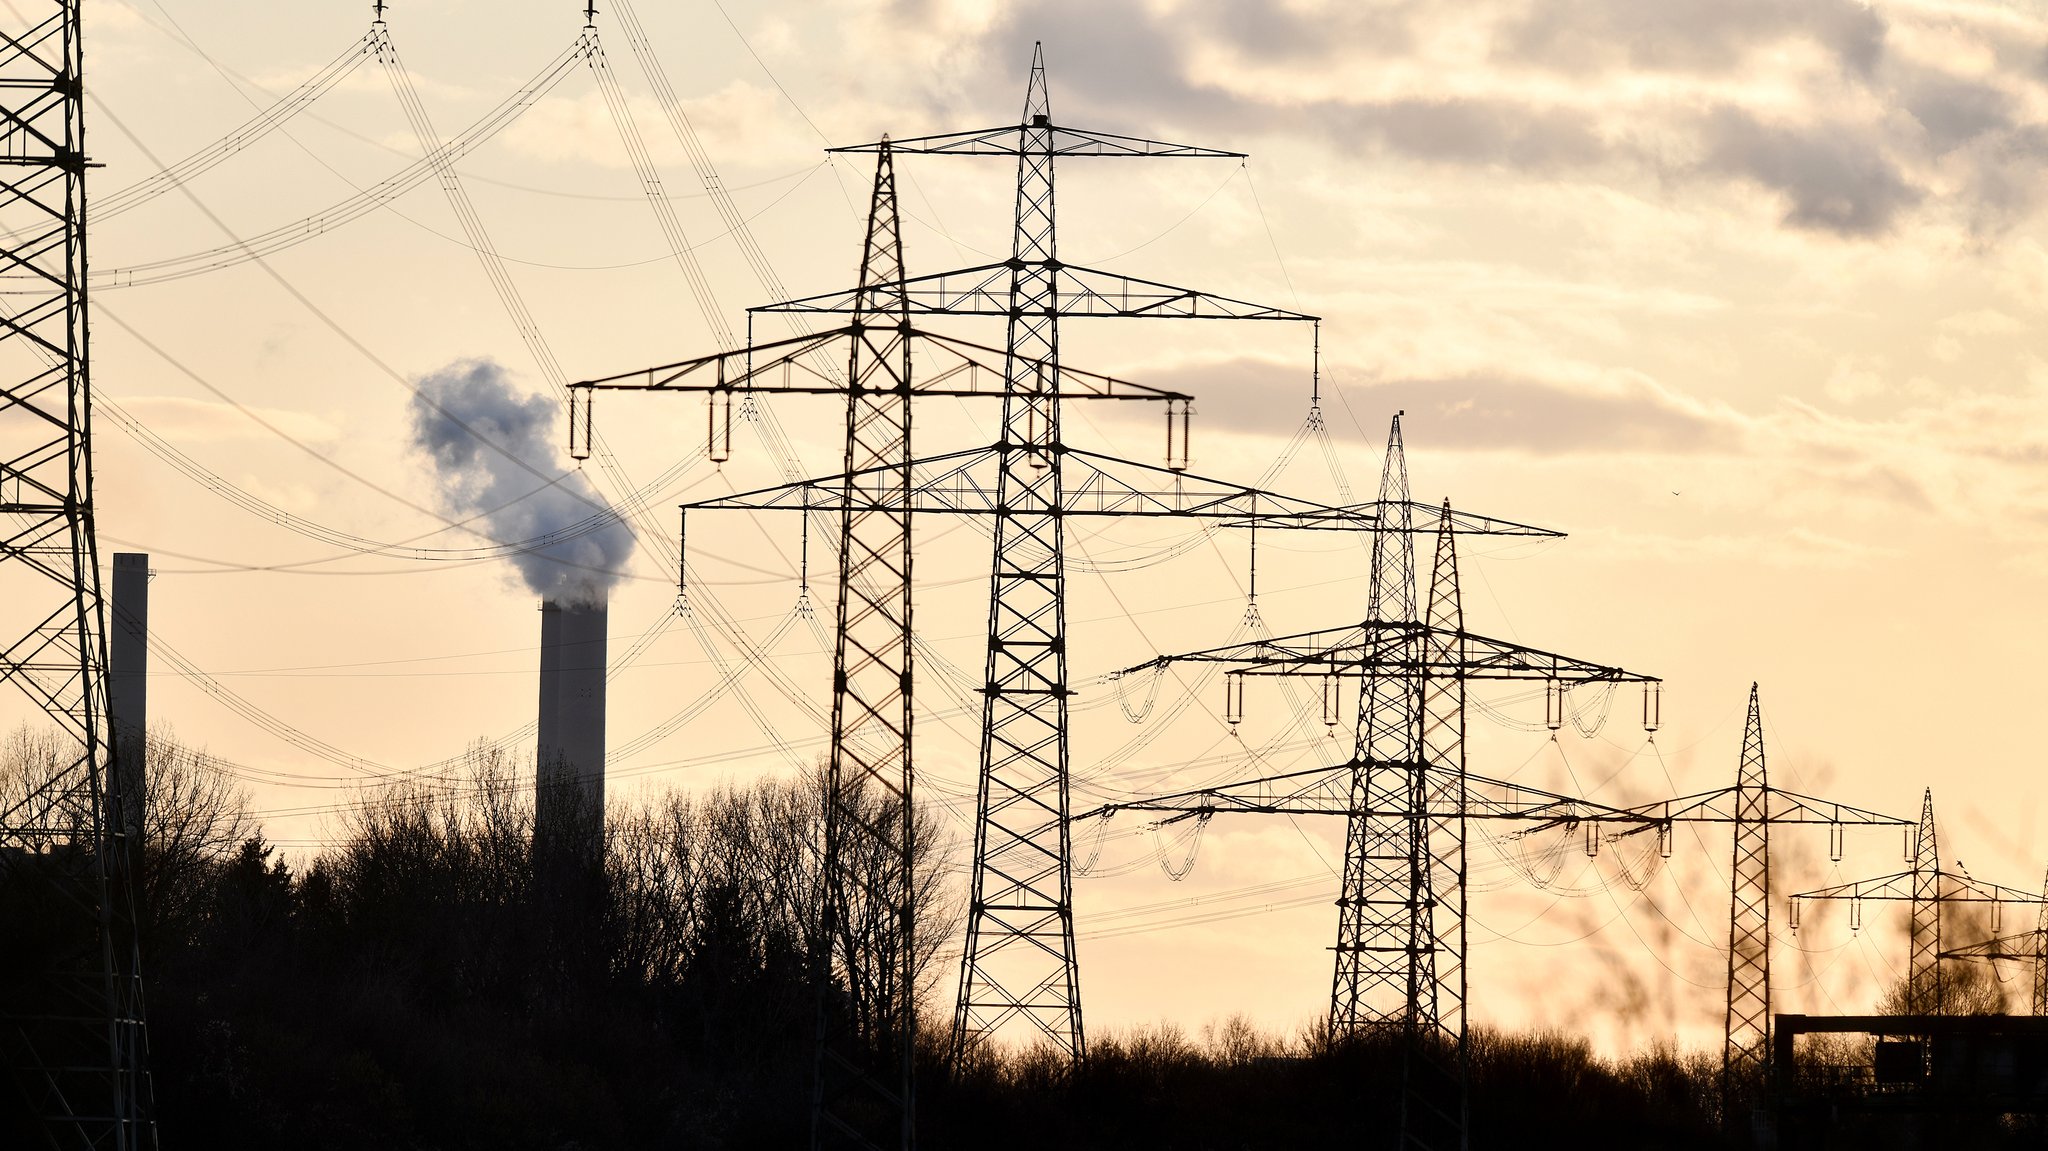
[14, 729, 2043, 1148]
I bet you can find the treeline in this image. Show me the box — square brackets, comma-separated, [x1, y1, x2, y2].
[0, 727, 2026, 1148]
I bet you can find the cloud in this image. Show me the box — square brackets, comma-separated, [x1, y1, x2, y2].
[1145, 358, 1744, 455]
[1699, 107, 1923, 236]
[1901, 71, 2015, 152]
[926, 0, 2048, 241]
[1329, 99, 1610, 171]
[114, 395, 341, 444]
[1496, 0, 1886, 77]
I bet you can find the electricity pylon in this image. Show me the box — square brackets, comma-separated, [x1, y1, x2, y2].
[0, 2, 157, 1146]
[1940, 871, 2048, 1016]
[1109, 486, 1650, 1149]
[1791, 790, 2045, 1014]
[576, 140, 1202, 1147]
[743, 45, 1333, 1066]
[1721, 685, 1769, 1114]
[572, 116, 1422, 1139]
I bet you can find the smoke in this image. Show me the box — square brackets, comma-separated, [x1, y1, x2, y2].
[407, 358, 635, 607]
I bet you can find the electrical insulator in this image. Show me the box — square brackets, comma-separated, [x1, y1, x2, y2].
[1788, 899, 1801, 933]
[569, 387, 592, 461]
[1994, 899, 2004, 933]
[1584, 822, 1599, 858]
[1641, 681, 1661, 733]
[1850, 897, 1863, 934]
[1546, 682, 1563, 732]
[1829, 823, 1844, 863]
[1657, 822, 1672, 859]
[1321, 672, 1340, 728]
[708, 391, 733, 464]
[1904, 826, 1914, 864]
[1224, 675, 1244, 726]
[1165, 400, 1193, 472]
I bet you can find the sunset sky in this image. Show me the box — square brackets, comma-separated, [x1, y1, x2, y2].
[61, 0, 2048, 1053]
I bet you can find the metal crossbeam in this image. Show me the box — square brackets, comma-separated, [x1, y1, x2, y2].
[1076, 761, 1655, 830]
[830, 126, 1244, 159]
[571, 325, 1189, 404]
[683, 446, 1561, 538]
[753, 260, 1315, 323]
[569, 326, 1192, 463]
[1120, 622, 1650, 682]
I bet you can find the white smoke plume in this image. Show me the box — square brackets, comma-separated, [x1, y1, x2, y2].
[408, 358, 635, 607]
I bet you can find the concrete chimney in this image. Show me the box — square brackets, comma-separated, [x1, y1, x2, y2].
[107, 553, 148, 840]
[535, 597, 606, 862]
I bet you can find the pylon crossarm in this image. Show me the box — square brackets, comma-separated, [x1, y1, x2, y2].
[680, 445, 1388, 529]
[752, 260, 1316, 322]
[1941, 932, 2048, 962]
[1792, 871, 2048, 906]
[572, 324, 1190, 402]
[1610, 785, 1911, 828]
[1123, 620, 1655, 684]
[1388, 500, 1560, 539]
[1072, 761, 1656, 828]
[829, 125, 1244, 158]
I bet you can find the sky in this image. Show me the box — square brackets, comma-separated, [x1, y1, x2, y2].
[48, 0, 2048, 1053]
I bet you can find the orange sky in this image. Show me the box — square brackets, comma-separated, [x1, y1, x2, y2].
[56, 0, 2048, 1053]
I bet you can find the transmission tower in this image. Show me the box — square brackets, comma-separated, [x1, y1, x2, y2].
[813, 140, 917, 1151]
[1940, 871, 2048, 1016]
[1097, 536, 1917, 1151]
[1109, 488, 1651, 1149]
[574, 120, 1385, 1138]
[0, 2, 157, 1146]
[1722, 684, 1769, 1110]
[576, 141, 1174, 1148]
[1792, 790, 2045, 1014]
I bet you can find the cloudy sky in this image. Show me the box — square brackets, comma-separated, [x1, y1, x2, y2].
[59, 0, 2048, 1051]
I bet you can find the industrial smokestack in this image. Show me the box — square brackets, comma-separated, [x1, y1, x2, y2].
[535, 596, 606, 864]
[107, 553, 148, 840]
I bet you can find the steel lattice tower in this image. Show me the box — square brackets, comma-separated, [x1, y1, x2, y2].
[808, 140, 920, 1150]
[0, 2, 156, 1146]
[1909, 788, 1941, 1013]
[772, 44, 1298, 1063]
[1793, 788, 2046, 1018]
[573, 97, 1322, 1135]
[1332, 416, 1421, 1035]
[1937, 871, 2048, 1017]
[1408, 498, 1469, 1148]
[953, 46, 1086, 1060]
[1722, 684, 1770, 1111]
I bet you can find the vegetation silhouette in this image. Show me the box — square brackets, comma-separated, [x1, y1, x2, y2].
[7, 727, 2044, 1148]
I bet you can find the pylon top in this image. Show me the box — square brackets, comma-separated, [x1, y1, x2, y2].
[830, 44, 1243, 158]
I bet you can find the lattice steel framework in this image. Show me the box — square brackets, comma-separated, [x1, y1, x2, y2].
[1108, 449, 1653, 1150]
[1406, 500, 1468, 1148]
[0, 2, 155, 1146]
[1722, 684, 1770, 1110]
[1791, 791, 2047, 1017]
[807, 44, 1307, 1064]
[1938, 871, 2048, 1017]
[1094, 676, 1914, 1149]
[957, 47, 1081, 1061]
[807, 140, 918, 1150]
[570, 102, 1321, 1136]
[1910, 789, 1941, 1012]
[1334, 417, 1421, 1039]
